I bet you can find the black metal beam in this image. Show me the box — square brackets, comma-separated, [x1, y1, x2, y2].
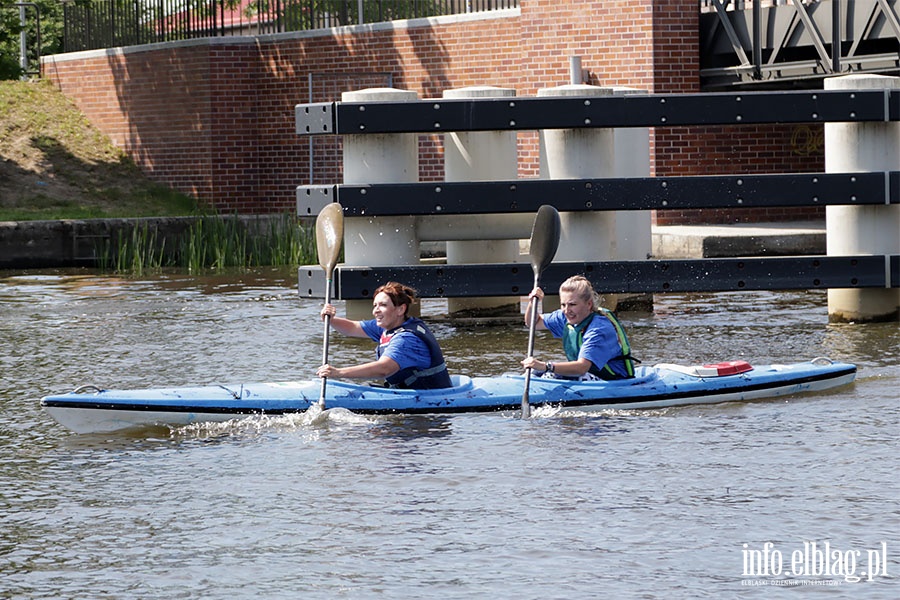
[699, 1, 900, 89]
[295, 90, 900, 136]
[297, 172, 900, 216]
[298, 255, 900, 299]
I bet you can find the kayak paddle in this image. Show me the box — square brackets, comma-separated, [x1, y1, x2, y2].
[522, 204, 561, 418]
[316, 202, 344, 409]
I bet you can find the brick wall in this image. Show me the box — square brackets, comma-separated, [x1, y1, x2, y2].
[647, 0, 823, 224]
[43, 42, 223, 203]
[42, 1, 823, 223]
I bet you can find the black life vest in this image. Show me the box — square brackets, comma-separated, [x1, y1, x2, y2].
[376, 318, 452, 389]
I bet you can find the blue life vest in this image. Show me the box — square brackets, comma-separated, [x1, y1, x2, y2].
[376, 318, 452, 389]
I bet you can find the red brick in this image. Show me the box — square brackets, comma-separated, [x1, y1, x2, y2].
[43, 0, 819, 222]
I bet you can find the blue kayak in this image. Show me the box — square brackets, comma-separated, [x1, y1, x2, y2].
[40, 358, 856, 434]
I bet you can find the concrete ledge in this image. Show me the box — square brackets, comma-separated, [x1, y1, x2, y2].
[0, 217, 197, 269]
[0, 215, 293, 269]
[651, 222, 826, 258]
[0, 218, 828, 269]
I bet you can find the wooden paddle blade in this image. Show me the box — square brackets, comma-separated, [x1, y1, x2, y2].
[315, 202, 344, 273]
[521, 372, 531, 418]
[529, 204, 561, 275]
[315, 203, 343, 411]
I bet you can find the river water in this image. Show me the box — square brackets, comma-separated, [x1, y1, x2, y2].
[1, 269, 897, 599]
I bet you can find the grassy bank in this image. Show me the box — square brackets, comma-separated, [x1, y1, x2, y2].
[1, 80, 319, 272]
[0, 79, 200, 221]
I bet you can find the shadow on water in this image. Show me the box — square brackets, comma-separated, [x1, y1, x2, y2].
[370, 415, 454, 442]
[535, 411, 637, 440]
[58, 426, 176, 451]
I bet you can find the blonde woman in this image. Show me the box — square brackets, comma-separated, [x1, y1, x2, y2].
[522, 275, 636, 381]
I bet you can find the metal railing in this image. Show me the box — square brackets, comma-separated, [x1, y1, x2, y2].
[62, 0, 519, 53]
[294, 89, 900, 300]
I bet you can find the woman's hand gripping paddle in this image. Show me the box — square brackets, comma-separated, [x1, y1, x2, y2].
[522, 205, 561, 418]
[316, 203, 344, 409]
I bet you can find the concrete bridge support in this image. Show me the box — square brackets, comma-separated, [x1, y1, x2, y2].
[611, 86, 653, 311]
[825, 75, 900, 322]
[341, 88, 420, 320]
[443, 86, 521, 316]
[538, 84, 652, 310]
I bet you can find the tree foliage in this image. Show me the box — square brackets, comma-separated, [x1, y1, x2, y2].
[0, 0, 66, 79]
[0, 0, 454, 80]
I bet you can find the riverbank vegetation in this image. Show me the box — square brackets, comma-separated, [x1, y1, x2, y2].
[98, 215, 318, 275]
[1, 79, 319, 272]
[0, 79, 200, 221]
[0, 81, 316, 275]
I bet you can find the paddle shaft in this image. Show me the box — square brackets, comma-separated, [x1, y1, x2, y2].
[318, 272, 334, 407]
[521, 271, 541, 418]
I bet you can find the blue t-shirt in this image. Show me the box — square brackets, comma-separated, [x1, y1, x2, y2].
[542, 310, 629, 379]
[360, 319, 433, 372]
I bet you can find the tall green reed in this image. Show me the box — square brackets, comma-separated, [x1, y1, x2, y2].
[98, 214, 317, 275]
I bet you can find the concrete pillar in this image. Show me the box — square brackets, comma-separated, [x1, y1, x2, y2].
[443, 86, 520, 316]
[611, 87, 654, 312]
[824, 75, 900, 322]
[342, 88, 420, 319]
[538, 84, 616, 309]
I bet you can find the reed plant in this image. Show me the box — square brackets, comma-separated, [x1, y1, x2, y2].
[98, 214, 317, 275]
[95, 222, 168, 276]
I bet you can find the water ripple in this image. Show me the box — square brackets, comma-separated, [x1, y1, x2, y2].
[1, 274, 897, 599]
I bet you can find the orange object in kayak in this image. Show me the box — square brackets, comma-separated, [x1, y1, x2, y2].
[702, 360, 754, 376]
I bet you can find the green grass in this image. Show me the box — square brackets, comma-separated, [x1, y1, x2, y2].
[0, 186, 200, 221]
[0, 79, 203, 221]
[1, 80, 317, 273]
